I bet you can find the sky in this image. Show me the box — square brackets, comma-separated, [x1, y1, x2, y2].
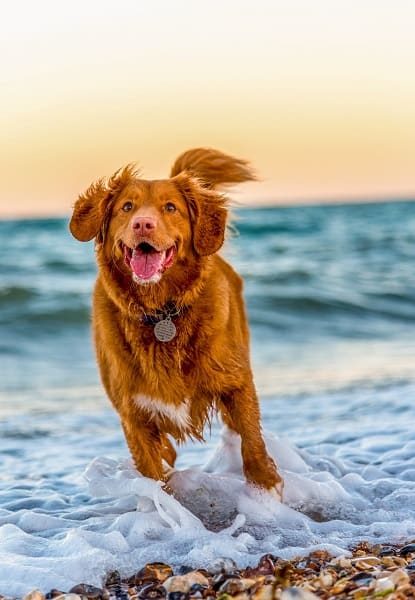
[0, 0, 414, 218]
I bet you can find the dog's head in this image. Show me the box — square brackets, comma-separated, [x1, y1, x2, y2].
[70, 148, 255, 286]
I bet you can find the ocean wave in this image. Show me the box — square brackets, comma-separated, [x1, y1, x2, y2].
[2, 306, 91, 329]
[1, 203, 415, 335]
[0, 286, 39, 305]
[249, 292, 415, 319]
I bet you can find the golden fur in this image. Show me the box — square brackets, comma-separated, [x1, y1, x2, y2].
[70, 148, 282, 492]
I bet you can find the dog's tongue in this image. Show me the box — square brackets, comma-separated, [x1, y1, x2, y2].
[130, 247, 164, 280]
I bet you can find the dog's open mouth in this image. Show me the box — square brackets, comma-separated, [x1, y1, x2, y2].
[123, 242, 176, 282]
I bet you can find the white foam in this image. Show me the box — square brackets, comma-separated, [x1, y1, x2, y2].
[1, 423, 415, 598]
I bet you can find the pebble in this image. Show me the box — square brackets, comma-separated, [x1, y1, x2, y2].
[12, 539, 415, 600]
[399, 543, 415, 557]
[251, 585, 272, 600]
[378, 545, 398, 557]
[208, 558, 238, 574]
[280, 587, 320, 600]
[46, 592, 65, 599]
[373, 576, 395, 595]
[389, 568, 410, 587]
[218, 579, 246, 595]
[136, 583, 166, 599]
[351, 555, 380, 570]
[69, 584, 107, 599]
[162, 573, 209, 594]
[23, 592, 45, 600]
[166, 593, 187, 600]
[349, 571, 374, 587]
[132, 564, 174, 585]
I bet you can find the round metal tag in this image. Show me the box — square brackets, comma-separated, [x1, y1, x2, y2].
[154, 317, 176, 342]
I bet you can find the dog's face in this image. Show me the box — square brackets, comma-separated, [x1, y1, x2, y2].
[109, 180, 192, 285]
[70, 168, 228, 286]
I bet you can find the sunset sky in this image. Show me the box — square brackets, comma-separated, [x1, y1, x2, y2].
[1, 0, 414, 218]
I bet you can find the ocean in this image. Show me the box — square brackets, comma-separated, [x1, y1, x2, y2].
[1, 200, 415, 596]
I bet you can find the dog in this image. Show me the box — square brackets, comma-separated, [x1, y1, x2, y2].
[70, 148, 282, 495]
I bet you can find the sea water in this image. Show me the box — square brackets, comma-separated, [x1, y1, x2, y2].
[1, 201, 415, 597]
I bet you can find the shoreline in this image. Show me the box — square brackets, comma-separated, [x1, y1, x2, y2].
[13, 540, 415, 600]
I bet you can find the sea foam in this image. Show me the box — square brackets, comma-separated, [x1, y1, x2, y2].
[1, 426, 415, 598]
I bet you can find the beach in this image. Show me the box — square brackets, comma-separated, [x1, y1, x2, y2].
[10, 541, 415, 599]
[1, 201, 415, 597]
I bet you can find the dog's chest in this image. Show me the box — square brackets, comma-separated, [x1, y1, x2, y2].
[134, 394, 191, 431]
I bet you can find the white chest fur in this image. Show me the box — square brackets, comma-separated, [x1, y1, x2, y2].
[134, 394, 191, 431]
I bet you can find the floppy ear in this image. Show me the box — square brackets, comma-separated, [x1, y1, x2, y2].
[69, 165, 137, 242]
[69, 178, 110, 242]
[173, 173, 227, 256]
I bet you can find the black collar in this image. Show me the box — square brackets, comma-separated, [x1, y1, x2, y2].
[141, 301, 184, 326]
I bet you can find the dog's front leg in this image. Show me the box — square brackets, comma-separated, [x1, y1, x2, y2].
[120, 412, 167, 482]
[220, 383, 283, 495]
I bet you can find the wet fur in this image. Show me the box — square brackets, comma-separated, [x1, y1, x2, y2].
[70, 148, 282, 490]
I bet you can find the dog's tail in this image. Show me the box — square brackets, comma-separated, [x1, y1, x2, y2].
[170, 147, 256, 189]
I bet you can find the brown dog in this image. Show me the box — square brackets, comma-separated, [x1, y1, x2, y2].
[70, 148, 282, 494]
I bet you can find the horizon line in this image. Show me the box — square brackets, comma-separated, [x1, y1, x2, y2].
[0, 194, 414, 222]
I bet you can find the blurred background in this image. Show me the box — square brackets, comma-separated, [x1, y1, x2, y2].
[0, 0, 414, 218]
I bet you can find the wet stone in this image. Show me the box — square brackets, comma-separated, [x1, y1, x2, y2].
[45, 591, 65, 599]
[389, 568, 410, 587]
[255, 555, 276, 575]
[399, 543, 415, 556]
[218, 579, 246, 595]
[213, 573, 241, 590]
[208, 558, 237, 574]
[24, 592, 46, 600]
[136, 583, 167, 599]
[349, 572, 374, 586]
[280, 587, 320, 600]
[105, 572, 122, 586]
[188, 583, 210, 598]
[378, 545, 398, 557]
[251, 584, 273, 600]
[176, 567, 194, 576]
[133, 564, 174, 585]
[69, 584, 107, 600]
[163, 573, 209, 595]
[374, 576, 395, 595]
[166, 593, 188, 600]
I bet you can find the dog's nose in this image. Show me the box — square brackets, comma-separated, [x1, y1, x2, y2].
[132, 217, 156, 233]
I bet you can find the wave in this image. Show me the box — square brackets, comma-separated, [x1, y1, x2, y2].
[248, 291, 415, 320]
[0, 286, 39, 305]
[1, 202, 415, 337]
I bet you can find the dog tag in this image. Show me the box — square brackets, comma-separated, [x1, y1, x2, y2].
[154, 316, 176, 342]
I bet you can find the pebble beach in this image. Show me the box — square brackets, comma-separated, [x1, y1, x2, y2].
[14, 542, 415, 600]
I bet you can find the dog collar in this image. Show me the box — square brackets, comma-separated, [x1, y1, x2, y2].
[141, 302, 184, 342]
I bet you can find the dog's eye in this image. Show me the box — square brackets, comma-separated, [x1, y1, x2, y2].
[122, 202, 133, 212]
[165, 202, 176, 213]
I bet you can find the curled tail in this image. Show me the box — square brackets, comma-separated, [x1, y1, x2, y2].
[170, 147, 256, 189]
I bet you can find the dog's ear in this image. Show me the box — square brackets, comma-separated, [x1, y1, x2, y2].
[69, 165, 137, 242]
[170, 147, 256, 189]
[173, 173, 227, 256]
[69, 178, 110, 242]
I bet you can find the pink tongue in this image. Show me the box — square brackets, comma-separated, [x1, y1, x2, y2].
[130, 248, 164, 279]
